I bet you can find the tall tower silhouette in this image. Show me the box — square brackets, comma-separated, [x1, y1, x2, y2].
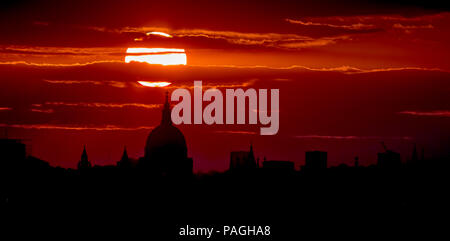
[229, 143, 257, 170]
[117, 146, 131, 168]
[249, 143, 256, 167]
[161, 91, 172, 125]
[77, 145, 91, 170]
[411, 143, 418, 163]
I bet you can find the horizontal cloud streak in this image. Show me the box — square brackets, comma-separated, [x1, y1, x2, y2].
[286, 19, 375, 30]
[3, 61, 446, 77]
[110, 26, 350, 50]
[287, 13, 447, 34]
[169, 79, 257, 89]
[30, 108, 54, 113]
[398, 110, 450, 117]
[214, 130, 257, 135]
[44, 79, 128, 88]
[0, 46, 124, 56]
[392, 23, 434, 29]
[33, 102, 162, 109]
[0, 123, 155, 131]
[295, 135, 412, 140]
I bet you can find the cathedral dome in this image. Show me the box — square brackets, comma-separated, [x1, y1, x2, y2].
[142, 92, 188, 172]
[145, 123, 187, 161]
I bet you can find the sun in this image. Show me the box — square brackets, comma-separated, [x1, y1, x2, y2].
[137, 81, 171, 87]
[125, 48, 187, 65]
[125, 32, 186, 65]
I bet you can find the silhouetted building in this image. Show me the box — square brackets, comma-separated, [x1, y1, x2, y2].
[229, 144, 256, 171]
[77, 145, 91, 170]
[263, 160, 294, 171]
[377, 150, 401, 169]
[354, 156, 359, 167]
[117, 146, 132, 168]
[24, 155, 51, 170]
[0, 138, 26, 171]
[0, 138, 26, 161]
[140, 92, 193, 176]
[304, 151, 327, 170]
[411, 144, 418, 163]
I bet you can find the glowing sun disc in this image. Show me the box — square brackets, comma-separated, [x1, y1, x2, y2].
[126, 48, 184, 54]
[138, 81, 171, 87]
[125, 47, 187, 65]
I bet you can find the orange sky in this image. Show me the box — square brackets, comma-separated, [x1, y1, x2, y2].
[1, 2, 450, 70]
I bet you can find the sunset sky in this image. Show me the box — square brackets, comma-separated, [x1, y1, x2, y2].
[1, 0, 449, 172]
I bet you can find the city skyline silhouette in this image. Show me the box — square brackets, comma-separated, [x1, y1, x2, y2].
[1, 1, 449, 239]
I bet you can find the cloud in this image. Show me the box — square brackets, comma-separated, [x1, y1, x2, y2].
[1, 12, 448, 68]
[277, 38, 342, 48]
[33, 102, 162, 109]
[286, 13, 447, 34]
[398, 110, 450, 117]
[392, 23, 434, 34]
[344, 66, 447, 74]
[0, 60, 122, 67]
[286, 19, 375, 30]
[30, 108, 54, 113]
[0, 123, 155, 131]
[43, 79, 128, 88]
[0, 46, 123, 56]
[288, 13, 447, 25]
[3, 60, 445, 78]
[168, 78, 258, 89]
[214, 130, 257, 135]
[294, 135, 412, 140]
[1, 61, 449, 136]
[0, 25, 350, 58]
[392, 23, 434, 29]
[101, 26, 349, 50]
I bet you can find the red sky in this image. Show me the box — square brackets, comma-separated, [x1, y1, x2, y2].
[1, 0, 449, 172]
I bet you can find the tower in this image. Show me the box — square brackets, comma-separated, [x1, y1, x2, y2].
[117, 146, 130, 168]
[161, 91, 172, 125]
[229, 143, 257, 170]
[77, 145, 91, 170]
[411, 143, 418, 163]
[249, 142, 256, 166]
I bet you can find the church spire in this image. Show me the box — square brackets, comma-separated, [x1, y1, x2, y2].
[249, 142, 256, 167]
[121, 146, 128, 162]
[161, 91, 172, 125]
[411, 143, 418, 163]
[81, 145, 88, 162]
[78, 145, 91, 169]
[118, 146, 130, 168]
